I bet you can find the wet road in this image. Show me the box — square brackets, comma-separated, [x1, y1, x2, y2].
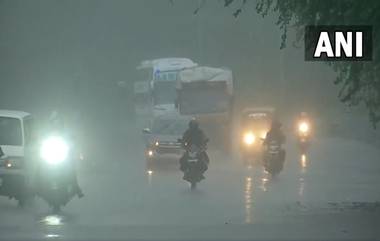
[0, 120, 380, 240]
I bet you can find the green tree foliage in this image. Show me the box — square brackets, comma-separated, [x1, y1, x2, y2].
[221, 0, 380, 127]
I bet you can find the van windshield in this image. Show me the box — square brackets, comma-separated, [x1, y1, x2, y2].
[0, 117, 22, 146]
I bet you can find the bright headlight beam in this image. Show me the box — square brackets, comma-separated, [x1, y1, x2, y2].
[244, 132, 255, 145]
[298, 122, 309, 133]
[40, 136, 69, 165]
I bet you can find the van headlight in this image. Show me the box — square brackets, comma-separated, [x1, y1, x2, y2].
[243, 132, 255, 145]
[4, 157, 23, 169]
[40, 136, 69, 165]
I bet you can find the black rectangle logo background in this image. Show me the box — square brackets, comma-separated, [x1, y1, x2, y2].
[305, 25, 372, 61]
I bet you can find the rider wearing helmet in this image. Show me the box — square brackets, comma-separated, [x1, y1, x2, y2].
[297, 112, 310, 124]
[296, 111, 312, 133]
[299, 112, 309, 120]
[263, 119, 286, 162]
[264, 119, 286, 146]
[182, 119, 208, 148]
[48, 111, 65, 133]
[179, 119, 209, 173]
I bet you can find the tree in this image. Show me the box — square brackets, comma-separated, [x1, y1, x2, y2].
[218, 0, 380, 127]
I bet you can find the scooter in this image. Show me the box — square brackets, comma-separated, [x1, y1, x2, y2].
[263, 140, 285, 177]
[179, 139, 209, 190]
[296, 120, 311, 154]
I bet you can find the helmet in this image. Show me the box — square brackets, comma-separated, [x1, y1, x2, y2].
[189, 118, 199, 130]
[49, 110, 65, 130]
[271, 119, 282, 129]
[49, 110, 59, 121]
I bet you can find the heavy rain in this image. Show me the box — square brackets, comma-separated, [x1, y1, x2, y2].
[0, 1, 379, 240]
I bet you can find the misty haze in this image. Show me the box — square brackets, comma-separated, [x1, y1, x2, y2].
[0, 1, 379, 240]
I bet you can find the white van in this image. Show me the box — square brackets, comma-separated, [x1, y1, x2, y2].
[0, 110, 34, 205]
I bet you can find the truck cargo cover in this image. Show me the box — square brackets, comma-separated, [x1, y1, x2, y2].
[178, 66, 233, 94]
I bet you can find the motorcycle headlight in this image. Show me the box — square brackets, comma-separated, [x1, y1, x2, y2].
[40, 136, 69, 165]
[298, 122, 309, 133]
[243, 132, 255, 145]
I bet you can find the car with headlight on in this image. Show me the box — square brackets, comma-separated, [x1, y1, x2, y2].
[0, 110, 35, 206]
[239, 107, 275, 164]
[142, 115, 190, 170]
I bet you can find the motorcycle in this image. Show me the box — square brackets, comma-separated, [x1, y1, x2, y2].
[179, 139, 209, 190]
[263, 140, 285, 176]
[36, 135, 78, 212]
[296, 120, 311, 153]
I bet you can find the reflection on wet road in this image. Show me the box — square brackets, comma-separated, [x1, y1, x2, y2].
[301, 154, 307, 173]
[147, 170, 153, 186]
[298, 154, 308, 198]
[40, 215, 64, 226]
[244, 176, 253, 223]
[260, 174, 269, 192]
[0, 134, 380, 240]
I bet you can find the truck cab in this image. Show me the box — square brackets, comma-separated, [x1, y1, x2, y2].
[136, 58, 197, 117]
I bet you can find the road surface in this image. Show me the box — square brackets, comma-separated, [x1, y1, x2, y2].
[0, 117, 379, 240]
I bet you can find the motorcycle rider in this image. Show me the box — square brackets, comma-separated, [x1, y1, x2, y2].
[264, 120, 285, 144]
[179, 119, 209, 174]
[298, 112, 310, 122]
[296, 112, 312, 134]
[296, 111, 311, 128]
[263, 119, 286, 160]
[37, 111, 84, 198]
